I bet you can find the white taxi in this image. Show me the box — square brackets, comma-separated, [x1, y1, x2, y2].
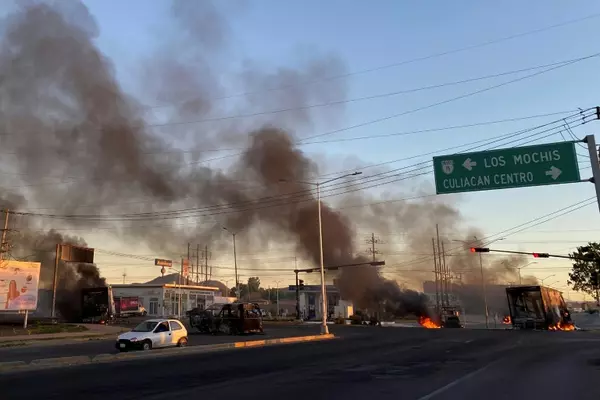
[116, 319, 188, 351]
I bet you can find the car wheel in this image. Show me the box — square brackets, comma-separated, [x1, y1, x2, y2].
[142, 341, 152, 351]
[177, 337, 188, 347]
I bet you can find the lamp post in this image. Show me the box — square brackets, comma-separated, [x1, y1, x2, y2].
[541, 274, 556, 286]
[280, 171, 362, 334]
[517, 261, 537, 285]
[222, 227, 239, 300]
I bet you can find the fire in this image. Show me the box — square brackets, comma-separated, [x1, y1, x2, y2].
[419, 316, 441, 329]
[502, 315, 511, 325]
[548, 322, 575, 331]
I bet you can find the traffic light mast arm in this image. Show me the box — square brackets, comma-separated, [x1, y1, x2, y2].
[472, 247, 586, 260]
[294, 260, 385, 274]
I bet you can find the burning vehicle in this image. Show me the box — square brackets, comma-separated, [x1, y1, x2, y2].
[80, 287, 115, 324]
[505, 285, 574, 331]
[188, 302, 264, 335]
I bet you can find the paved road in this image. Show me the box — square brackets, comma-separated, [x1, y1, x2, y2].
[2, 327, 600, 399]
[0, 324, 325, 362]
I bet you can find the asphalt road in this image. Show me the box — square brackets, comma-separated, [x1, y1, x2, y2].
[2, 327, 600, 399]
[0, 324, 325, 362]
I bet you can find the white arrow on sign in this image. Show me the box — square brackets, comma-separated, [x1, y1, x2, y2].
[545, 166, 562, 180]
[462, 158, 477, 171]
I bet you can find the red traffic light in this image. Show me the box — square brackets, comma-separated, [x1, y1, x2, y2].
[532, 252, 550, 258]
[470, 247, 490, 253]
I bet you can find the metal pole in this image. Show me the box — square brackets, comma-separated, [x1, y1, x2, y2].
[23, 310, 28, 329]
[295, 268, 300, 320]
[585, 134, 600, 213]
[435, 225, 445, 307]
[205, 245, 208, 282]
[0, 209, 9, 262]
[441, 240, 449, 306]
[51, 243, 61, 319]
[187, 243, 190, 285]
[518, 268, 522, 285]
[233, 234, 239, 299]
[479, 251, 489, 329]
[196, 244, 200, 285]
[432, 238, 440, 311]
[317, 182, 329, 334]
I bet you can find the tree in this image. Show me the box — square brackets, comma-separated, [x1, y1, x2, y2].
[247, 277, 261, 293]
[568, 242, 600, 303]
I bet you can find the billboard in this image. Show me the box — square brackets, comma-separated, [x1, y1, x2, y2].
[60, 244, 94, 264]
[0, 260, 41, 311]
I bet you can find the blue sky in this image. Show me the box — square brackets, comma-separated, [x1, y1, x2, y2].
[5, 1, 600, 295]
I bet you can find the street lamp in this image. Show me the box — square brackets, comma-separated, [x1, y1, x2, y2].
[517, 261, 537, 285]
[222, 226, 240, 300]
[541, 274, 556, 286]
[453, 236, 504, 329]
[274, 280, 281, 317]
[279, 171, 362, 334]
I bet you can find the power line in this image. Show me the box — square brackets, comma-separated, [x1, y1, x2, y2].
[9, 110, 593, 223]
[142, 11, 600, 107]
[112, 57, 590, 130]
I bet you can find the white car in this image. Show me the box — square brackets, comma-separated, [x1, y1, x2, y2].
[116, 319, 188, 351]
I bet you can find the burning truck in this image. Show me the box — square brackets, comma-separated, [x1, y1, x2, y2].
[505, 285, 574, 331]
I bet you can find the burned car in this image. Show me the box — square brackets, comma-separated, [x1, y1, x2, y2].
[188, 302, 264, 335]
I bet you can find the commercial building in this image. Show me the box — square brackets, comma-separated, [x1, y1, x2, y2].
[290, 284, 341, 320]
[111, 283, 228, 317]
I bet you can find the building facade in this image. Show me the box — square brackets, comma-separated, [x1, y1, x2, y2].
[111, 283, 226, 317]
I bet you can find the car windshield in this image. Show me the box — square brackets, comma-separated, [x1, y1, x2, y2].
[132, 321, 158, 332]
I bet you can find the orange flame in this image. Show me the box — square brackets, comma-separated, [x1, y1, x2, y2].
[548, 322, 575, 331]
[419, 316, 441, 329]
[502, 315, 511, 325]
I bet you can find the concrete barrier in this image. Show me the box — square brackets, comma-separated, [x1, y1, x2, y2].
[1, 334, 337, 373]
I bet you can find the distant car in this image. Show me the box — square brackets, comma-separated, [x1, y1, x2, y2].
[442, 315, 464, 328]
[116, 319, 188, 351]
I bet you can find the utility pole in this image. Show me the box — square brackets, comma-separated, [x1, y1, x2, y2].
[122, 270, 127, 284]
[366, 233, 381, 262]
[436, 224, 445, 307]
[432, 238, 440, 311]
[187, 243, 191, 285]
[195, 244, 200, 285]
[441, 240, 450, 306]
[204, 245, 209, 282]
[0, 209, 9, 263]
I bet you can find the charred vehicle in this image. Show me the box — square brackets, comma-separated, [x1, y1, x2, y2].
[188, 302, 264, 335]
[81, 287, 116, 324]
[506, 285, 574, 331]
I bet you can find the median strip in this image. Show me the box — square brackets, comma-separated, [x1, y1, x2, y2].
[0, 334, 336, 373]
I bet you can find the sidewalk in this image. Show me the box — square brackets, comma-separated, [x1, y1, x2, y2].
[0, 324, 127, 344]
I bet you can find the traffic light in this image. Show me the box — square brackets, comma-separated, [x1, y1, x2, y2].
[532, 253, 550, 258]
[470, 247, 490, 253]
[298, 279, 305, 290]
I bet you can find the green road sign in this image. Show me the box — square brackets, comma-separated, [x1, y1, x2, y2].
[433, 141, 581, 194]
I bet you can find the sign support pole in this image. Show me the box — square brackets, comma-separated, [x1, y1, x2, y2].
[584, 134, 600, 213]
[51, 243, 61, 320]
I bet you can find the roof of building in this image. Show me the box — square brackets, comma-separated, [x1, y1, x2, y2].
[111, 283, 220, 291]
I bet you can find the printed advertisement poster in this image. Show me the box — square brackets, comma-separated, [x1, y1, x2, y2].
[0, 260, 41, 311]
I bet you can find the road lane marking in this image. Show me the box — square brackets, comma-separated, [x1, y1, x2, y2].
[416, 359, 501, 400]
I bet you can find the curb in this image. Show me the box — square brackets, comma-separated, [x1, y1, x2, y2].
[0, 330, 130, 346]
[0, 334, 336, 374]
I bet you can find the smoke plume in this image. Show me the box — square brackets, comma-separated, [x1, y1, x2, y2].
[0, 2, 528, 321]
